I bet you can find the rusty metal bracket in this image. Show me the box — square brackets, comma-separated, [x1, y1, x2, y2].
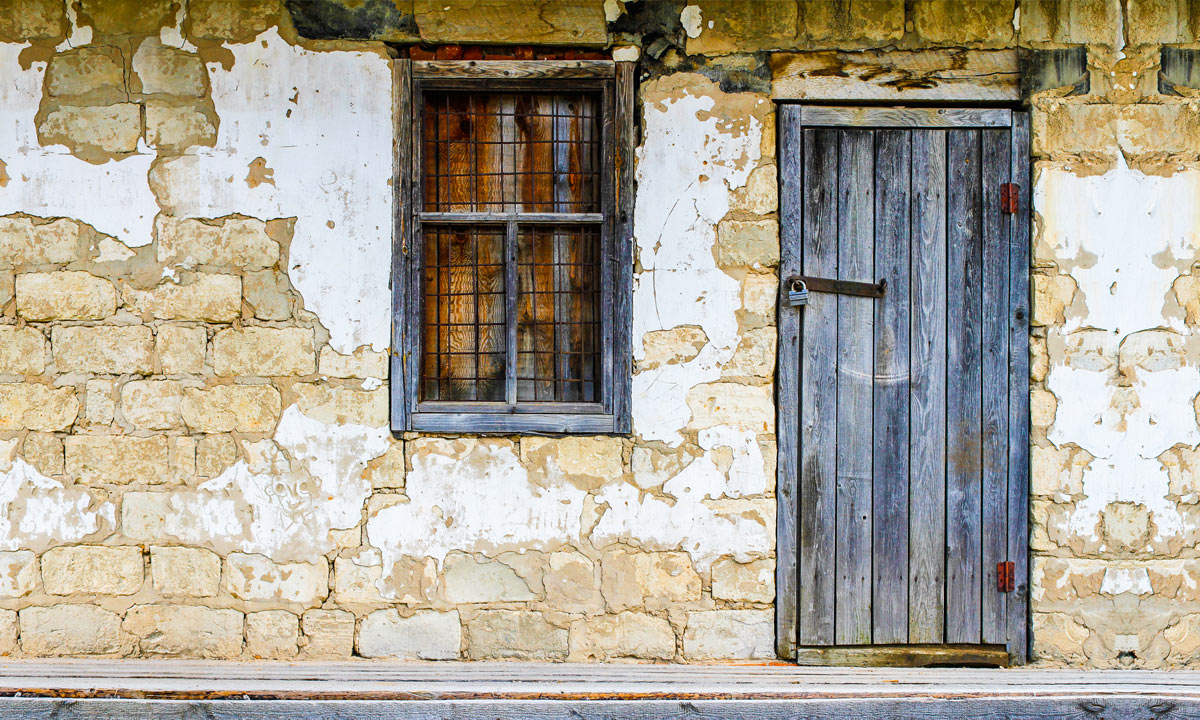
[786, 275, 886, 299]
[997, 561, 1015, 593]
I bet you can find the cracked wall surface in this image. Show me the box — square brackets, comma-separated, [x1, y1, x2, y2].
[0, 0, 1195, 667]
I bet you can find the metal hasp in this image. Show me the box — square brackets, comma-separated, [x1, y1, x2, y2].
[997, 561, 1015, 593]
[785, 275, 887, 305]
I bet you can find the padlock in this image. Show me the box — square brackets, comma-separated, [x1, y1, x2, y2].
[786, 279, 808, 307]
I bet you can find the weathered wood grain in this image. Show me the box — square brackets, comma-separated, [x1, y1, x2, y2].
[907, 129, 948, 645]
[390, 59, 413, 433]
[871, 129, 911, 645]
[775, 105, 803, 658]
[798, 127, 839, 648]
[413, 60, 614, 80]
[835, 129, 875, 646]
[799, 106, 1011, 128]
[980, 128, 1011, 645]
[945, 129, 984, 645]
[795, 644, 1006, 668]
[611, 61, 636, 433]
[771, 49, 1019, 102]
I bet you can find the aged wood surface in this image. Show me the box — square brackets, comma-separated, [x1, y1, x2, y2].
[611, 61, 635, 433]
[390, 59, 413, 433]
[413, 60, 614, 80]
[771, 49, 1019, 102]
[907, 129, 948, 645]
[871, 129, 911, 646]
[775, 105, 803, 658]
[799, 106, 1012, 128]
[834, 129, 874, 646]
[945, 129, 984, 645]
[798, 127, 839, 648]
[794, 644, 1007, 668]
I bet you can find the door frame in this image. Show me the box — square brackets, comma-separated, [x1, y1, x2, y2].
[774, 104, 1031, 664]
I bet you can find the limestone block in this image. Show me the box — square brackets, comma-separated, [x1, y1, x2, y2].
[544, 551, 604, 614]
[144, 104, 217, 152]
[243, 270, 292, 321]
[225, 553, 329, 606]
[181, 384, 282, 433]
[682, 609, 774, 659]
[150, 546, 221, 597]
[123, 605, 244, 658]
[730, 164, 778, 215]
[292, 383, 387, 427]
[77, 0, 176, 35]
[413, 0, 606, 46]
[319, 347, 388, 379]
[637, 325, 708, 372]
[363, 441, 404, 489]
[120, 380, 185, 431]
[41, 546, 143, 595]
[20, 605, 126, 656]
[911, 0, 1015, 46]
[17, 271, 116, 320]
[0, 272, 13, 307]
[52, 326, 154, 374]
[157, 324, 206, 374]
[84, 379, 116, 425]
[0, 609, 15, 654]
[711, 557, 774, 602]
[0, 551, 38, 598]
[443, 553, 535, 604]
[47, 47, 124, 96]
[123, 274, 241, 323]
[358, 609, 461, 660]
[1032, 273, 1077, 326]
[686, 382, 774, 433]
[187, 0, 282, 41]
[213, 327, 316, 377]
[246, 610, 299, 659]
[1031, 611, 1090, 662]
[157, 217, 280, 270]
[0, 0, 63, 40]
[0, 383, 78, 431]
[39, 104, 142, 155]
[301, 609, 355, 658]
[803, 0, 905, 45]
[0, 326, 44, 375]
[684, 0, 799, 55]
[1031, 389, 1058, 429]
[332, 557, 386, 605]
[196, 434, 237, 478]
[132, 40, 206, 96]
[121, 492, 170, 540]
[466, 610, 567, 660]
[0, 217, 82, 265]
[568, 612, 676, 661]
[722, 327, 776, 379]
[66, 435, 170, 485]
[717, 219, 779, 269]
[740, 271, 778, 325]
[24, 432, 64, 476]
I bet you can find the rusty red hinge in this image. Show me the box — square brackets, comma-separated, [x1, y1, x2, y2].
[997, 561, 1015, 593]
[1000, 183, 1019, 214]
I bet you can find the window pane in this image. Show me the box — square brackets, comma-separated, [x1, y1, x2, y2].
[517, 225, 601, 403]
[420, 225, 506, 401]
[422, 92, 601, 213]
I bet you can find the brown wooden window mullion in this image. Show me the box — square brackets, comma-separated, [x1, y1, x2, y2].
[505, 218, 518, 407]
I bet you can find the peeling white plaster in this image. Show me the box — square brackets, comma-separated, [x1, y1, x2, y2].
[0, 43, 157, 244]
[367, 442, 586, 568]
[680, 5, 703, 39]
[0, 441, 107, 551]
[160, 405, 390, 561]
[153, 29, 394, 353]
[1038, 160, 1200, 542]
[631, 90, 760, 445]
[1101, 566, 1152, 596]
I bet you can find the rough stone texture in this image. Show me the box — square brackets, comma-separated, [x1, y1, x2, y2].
[301, 609, 355, 658]
[41, 546, 143, 596]
[318, 347, 387, 379]
[24, 432, 64, 476]
[20, 605, 126, 656]
[121, 380, 185, 431]
[66, 435, 170, 485]
[144, 104, 217, 152]
[47, 48, 125, 97]
[0, 609, 16, 655]
[0, 383, 78, 431]
[17, 271, 116, 320]
[225, 553, 328, 606]
[246, 610, 299, 659]
[911, 0, 1016, 46]
[132, 40, 206, 96]
[52, 326, 154, 374]
[78, 0, 176, 35]
[358, 609, 461, 660]
[711, 558, 775, 603]
[156, 325, 207, 374]
[0, 217, 81, 266]
[412, 0, 607, 46]
[443, 554, 534, 604]
[638, 326, 709, 372]
[124, 605, 243, 658]
[0, 551, 38, 598]
[686, 382, 774, 432]
[0, 326, 46, 374]
[292, 383, 386, 427]
[544, 551, 605, 615]
[682, 610, 774, 660]
[684, 0, 800, 55]
[181, 384, 282, 433]
[84, 379, 116, 426]
[466, 610, 568, 660]
[243, 270, 292, 320]
[0, 0, 63, 40]
[157, 217, 280, 270]
[150, 546, 221, 597]
[568, 612, 676, 661]
[716, 219, 779, 268]
[187, 0, 282, 41]
[212, 328, 316, 377]
[38, 104, 142, 155]
[123, 274, 241, 322]
[802, 0, 905, 45]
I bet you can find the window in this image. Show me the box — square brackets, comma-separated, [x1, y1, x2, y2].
[391, 60, 634, 434]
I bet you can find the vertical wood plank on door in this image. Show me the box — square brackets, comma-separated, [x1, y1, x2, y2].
[1007, 112, 1032, 663]
[907, 130, 948, 644]
[871, 129, 911, 645]
[980, 128, 1011, 644]
[946, 129, 984, 644]
[798, 128, 840, 647]
[835, 129, 875, 645]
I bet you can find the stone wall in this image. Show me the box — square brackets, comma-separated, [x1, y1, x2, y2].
[0, 0, 1195, 668]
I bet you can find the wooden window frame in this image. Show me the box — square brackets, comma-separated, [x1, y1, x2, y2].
[390, 60, 636, 435]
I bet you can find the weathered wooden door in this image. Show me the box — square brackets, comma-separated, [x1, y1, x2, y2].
[775, 106, 1030, 662]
